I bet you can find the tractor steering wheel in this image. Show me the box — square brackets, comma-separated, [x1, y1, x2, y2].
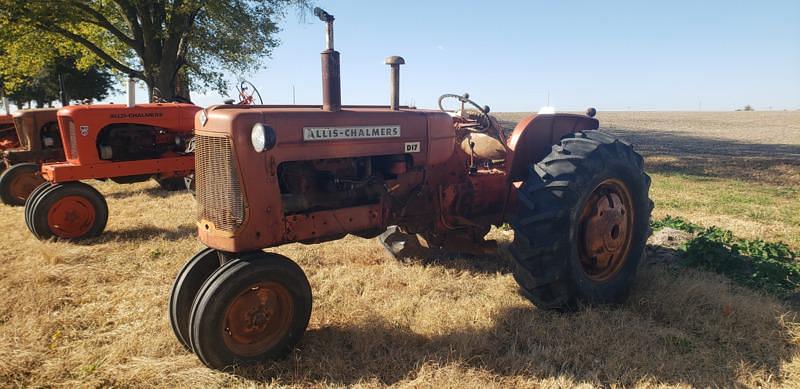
[437, 93, 491, 131]
[237, 80, 263, 105]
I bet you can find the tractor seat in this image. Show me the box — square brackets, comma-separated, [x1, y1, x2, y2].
[459, 132, 507, 161]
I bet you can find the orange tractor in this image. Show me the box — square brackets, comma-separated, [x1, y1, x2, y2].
[169, 8, 652, 370]
[0, 108, 63, 205]
[24, 101, 200, 240]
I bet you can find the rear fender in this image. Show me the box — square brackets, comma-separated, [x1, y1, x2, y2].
[506, 113, 599, 182]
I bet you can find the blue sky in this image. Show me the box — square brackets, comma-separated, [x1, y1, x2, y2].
[137, 0, 799, 111]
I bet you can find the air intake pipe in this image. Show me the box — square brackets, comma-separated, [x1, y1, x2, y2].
[385, 56, 405, 110]
[315, 8, 341, 112]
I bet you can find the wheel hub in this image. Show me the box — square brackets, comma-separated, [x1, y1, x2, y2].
[223, 282, 293, 357]
[46, 195, 96, 238]
[578, 179, 634, 281]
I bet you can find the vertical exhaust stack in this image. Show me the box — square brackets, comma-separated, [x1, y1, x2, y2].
[385, 56, 405, 110]
[127, 78, 136, 108]
[315, 8, 341, 112]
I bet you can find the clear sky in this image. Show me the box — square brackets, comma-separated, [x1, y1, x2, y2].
[127, 0, 799, 111]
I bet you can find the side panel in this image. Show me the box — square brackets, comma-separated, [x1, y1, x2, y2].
[56, 103, 200, 165]
[506, 113, 599, 182]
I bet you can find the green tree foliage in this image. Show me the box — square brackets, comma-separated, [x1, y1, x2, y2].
[0, 0, 309, 100]
[7, 56, 116, 108]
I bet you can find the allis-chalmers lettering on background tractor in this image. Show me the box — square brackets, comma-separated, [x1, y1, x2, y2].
[0, 108, 63, 206]
[23, 101, 200, 240]
[169, 8, 652, 371]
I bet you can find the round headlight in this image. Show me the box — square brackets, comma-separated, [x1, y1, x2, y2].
[251, 123, 276, 152]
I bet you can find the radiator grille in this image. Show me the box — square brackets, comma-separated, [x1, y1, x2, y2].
[195, 135, 246, 232]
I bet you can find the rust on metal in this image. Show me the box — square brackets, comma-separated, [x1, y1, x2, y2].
[578, 178, 634, 282]
[8, 170, 44, 202]
[223, 281, 293, 356]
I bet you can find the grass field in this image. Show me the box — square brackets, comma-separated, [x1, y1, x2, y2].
[1, 111, 798, 387]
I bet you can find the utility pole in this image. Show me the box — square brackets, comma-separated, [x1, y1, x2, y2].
[292, 84, 296, 104]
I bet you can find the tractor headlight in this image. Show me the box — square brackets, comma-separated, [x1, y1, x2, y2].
[251, 123, 276, 152]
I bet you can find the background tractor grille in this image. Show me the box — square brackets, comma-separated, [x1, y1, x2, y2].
[195, 135, 245, 232]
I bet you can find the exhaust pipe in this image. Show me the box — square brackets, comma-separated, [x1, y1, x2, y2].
[315, 8, 341, 112]
[385, 56, 405, 110]
[127, 78, 136, 108]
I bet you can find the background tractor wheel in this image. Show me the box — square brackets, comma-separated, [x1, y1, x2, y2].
[0, 163, 45, 206]
[169, 248, 221, 350]
[188, 252, 312, 371]
[155, 177, 188, 192]
[27, 182, 109, 241]
[509, 130, 652, 310]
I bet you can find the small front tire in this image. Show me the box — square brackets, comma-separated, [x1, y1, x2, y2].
[188, 252, 312, 370]
[26, 182, 109, 240]
[169, 247, 221, 350]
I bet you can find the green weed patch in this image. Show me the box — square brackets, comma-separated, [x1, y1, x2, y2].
[651, 216, 800, 298]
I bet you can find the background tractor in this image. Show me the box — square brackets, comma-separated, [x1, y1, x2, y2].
[0, 108, 63, 205]
[169, 8, 652, 371]
[0, 114, 19, 150]
[23, 101, 200, 240]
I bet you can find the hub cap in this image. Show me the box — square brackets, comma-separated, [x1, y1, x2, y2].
[578, 179, 634, 282]
[46, 195, 96, 238]
[223, 282, 293, 356]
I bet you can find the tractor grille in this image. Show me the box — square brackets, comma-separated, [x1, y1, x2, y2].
[195, 135, 246, 232]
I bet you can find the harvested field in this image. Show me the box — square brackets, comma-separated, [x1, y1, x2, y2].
[1, 112, 799, 387]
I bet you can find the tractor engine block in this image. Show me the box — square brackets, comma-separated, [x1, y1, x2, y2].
[97, 124, 187, 161]
[278, 155, 408, 215]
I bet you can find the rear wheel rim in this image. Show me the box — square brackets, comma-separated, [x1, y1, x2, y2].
[9, 170, 43, 201]
[46, 195, 96, 238]
[578, 178, 635, 282]
[222, 281, 293, 357]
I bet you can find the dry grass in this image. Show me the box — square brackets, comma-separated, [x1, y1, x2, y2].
[1, 112, 799, 387]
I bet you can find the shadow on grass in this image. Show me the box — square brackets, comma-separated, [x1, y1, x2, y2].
[394, 246, 513, 275]
[84, 223, 196, 243]
[603, 128, 800, 185]
[104, 185, 192, 200]
[225, 245, 797, 387]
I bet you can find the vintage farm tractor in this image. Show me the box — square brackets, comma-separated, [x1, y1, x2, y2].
[168, 8, 652, 370]
[0, 108, 63, 205]
[23, 99, 200, 240]
[0, 114, 18, 150]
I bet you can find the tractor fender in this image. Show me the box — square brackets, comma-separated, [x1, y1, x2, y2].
[506, 113, 599, 182]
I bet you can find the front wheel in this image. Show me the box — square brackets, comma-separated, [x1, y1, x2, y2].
[169, 248, 221, 350]
[26, 182, 109, 240]
[0, 163, 45, 206]
[188, 252, 312, 370]
[509, 130, 652, 310]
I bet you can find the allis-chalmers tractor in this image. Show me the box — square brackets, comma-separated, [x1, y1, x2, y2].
[168, 8, 652, 371]
[0, 108, 63, 205]
[23, 101, 200, 240]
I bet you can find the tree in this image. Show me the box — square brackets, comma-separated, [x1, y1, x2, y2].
[7, 56, 116, 108]
[0, 0, 309, 100]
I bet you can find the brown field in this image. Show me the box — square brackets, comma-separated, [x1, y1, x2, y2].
[1, 111, 799, 387]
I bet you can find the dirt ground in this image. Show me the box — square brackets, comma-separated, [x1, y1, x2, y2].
[0, 111, 798, 387]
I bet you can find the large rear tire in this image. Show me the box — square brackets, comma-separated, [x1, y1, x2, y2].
[0, 163, 45, 206]
[188, 252, 312, 371]
[26, 182, 109, 241]
[509, 130, 652, 310]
